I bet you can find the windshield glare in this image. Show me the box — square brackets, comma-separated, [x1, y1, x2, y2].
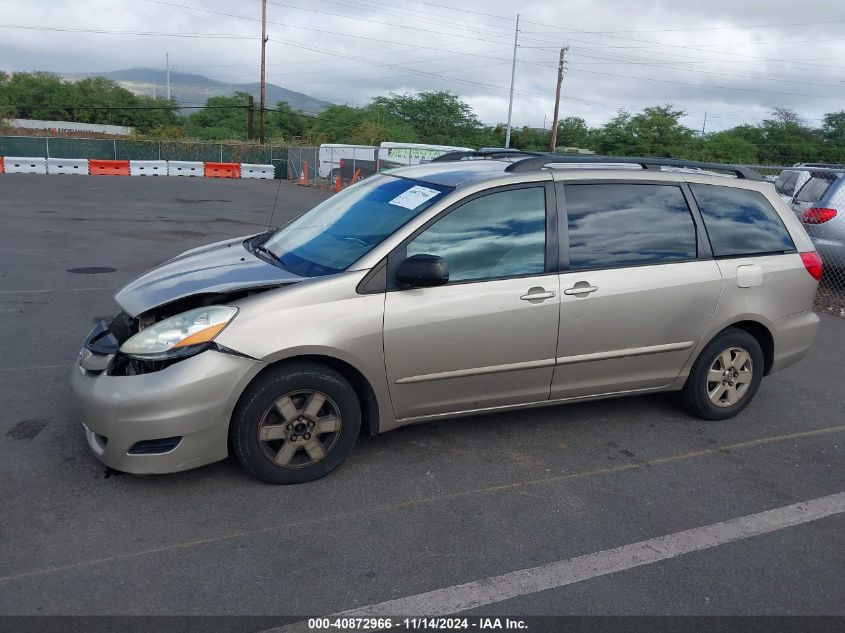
[264, 175, 452, 277]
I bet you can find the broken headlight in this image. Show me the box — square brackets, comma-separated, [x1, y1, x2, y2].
[120, 306, 238, 360]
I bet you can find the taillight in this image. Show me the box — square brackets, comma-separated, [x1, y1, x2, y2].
[802, 207, 837, 224]
[800, 251, 823, 281]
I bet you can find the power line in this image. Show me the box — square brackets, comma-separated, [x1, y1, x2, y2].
[0, 24, 256, 39]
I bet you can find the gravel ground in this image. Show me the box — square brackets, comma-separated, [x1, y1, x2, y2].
[815, 282, 845, 318]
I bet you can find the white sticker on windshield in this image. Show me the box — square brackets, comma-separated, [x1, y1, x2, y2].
[388, 185, 441, 210]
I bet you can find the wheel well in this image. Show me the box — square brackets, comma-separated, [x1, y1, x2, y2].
[726, 320, 775, 375]
[248, 354, 380, 436]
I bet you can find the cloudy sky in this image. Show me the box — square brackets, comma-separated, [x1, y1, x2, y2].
[1, 0, 844, 131]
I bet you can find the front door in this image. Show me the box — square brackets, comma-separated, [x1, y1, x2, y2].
[383, 184, 560, 419]
[551, 182, 723, 399]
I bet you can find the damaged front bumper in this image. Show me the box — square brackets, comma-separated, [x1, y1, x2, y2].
[70, 319, 265, 474]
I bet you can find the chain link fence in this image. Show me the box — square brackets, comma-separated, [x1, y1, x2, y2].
[0, 136, 290, 179]
[749, 164, 845, 316]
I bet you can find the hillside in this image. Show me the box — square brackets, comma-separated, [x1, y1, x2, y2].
[62, 67, 332, 114]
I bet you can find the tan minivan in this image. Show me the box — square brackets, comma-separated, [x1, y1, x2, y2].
[71, 153, 822, 483]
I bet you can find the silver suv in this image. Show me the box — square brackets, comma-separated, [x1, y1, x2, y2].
[71, 154, 822, 484]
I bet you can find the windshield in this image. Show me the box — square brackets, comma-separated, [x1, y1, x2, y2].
[264, 175, 453, 277]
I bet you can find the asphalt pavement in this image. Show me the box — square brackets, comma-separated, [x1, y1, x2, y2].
[0, 174, 842, 620]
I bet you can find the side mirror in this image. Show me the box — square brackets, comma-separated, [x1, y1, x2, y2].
[396, 254, 449, 288]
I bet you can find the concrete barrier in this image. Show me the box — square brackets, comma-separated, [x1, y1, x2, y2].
[47, 157, 89, 175]
[167, 161, 204, 177]
[4, 157, 48, 174]
[240, 163, 275, 180]
[130, 160, 168, 176]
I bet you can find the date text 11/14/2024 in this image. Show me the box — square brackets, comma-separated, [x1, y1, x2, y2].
[307, 617, 528, 630]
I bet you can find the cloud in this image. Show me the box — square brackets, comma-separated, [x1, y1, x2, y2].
[1, 0, 844, 131]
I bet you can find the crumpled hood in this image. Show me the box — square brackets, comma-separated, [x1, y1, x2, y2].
[115, 234, 304, 316]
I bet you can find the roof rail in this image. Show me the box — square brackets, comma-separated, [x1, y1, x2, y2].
[504, 154, 763, 180]
[431, 148, 544, 163]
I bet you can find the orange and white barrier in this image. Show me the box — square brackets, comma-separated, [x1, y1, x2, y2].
[240, 163, 274, 179]
[204, 162, 241, 179]
[0, 156, 285, 182]
[47, 157, 89, 175]
[130, 160, 167, 176]
[89, 159, 130, 176]
[167, 161, 203, 177]
[4, 157, 47, 174]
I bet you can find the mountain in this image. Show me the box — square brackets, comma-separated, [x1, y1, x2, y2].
[62, 67, 332, 113]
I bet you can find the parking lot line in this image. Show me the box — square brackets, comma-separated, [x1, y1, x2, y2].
[0, 423, 842, 585]
[271, 491, 845, 627]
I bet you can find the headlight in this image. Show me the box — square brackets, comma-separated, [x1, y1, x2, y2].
[120, 306, 238, 358]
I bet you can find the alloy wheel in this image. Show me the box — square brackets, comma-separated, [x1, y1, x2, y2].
[706, 346, 754, 408]
[256, 390, 342, 468]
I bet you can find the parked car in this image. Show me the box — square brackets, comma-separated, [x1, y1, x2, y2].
[789, 169, 845, 271]
[774, 163, 845, 203]
[71, 154, 821, 484]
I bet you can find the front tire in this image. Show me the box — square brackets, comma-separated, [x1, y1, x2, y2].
[231, 362, 361, 484]
[680, 328, 764, 421]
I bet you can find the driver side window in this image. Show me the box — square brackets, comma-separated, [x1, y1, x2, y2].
[406, 187, 546, 283]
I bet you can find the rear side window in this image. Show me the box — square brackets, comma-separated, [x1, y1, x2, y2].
[775, 170, 798, 196]
[564, 184, 697, 270]
[689, 184, 794, 257]
[795, 175, 836, 203]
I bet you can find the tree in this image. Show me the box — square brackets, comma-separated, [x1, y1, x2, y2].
[592, 110, 635, 155]
[626, 105, 696, 157]
[758, 107, 817, 164]
[819, 111, 845, 162]
[369, 91, 481, 145]
[184, 92, 251, 140]
[555, 116, 590, 149]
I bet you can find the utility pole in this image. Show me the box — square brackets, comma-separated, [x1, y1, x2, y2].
[247, 95, 255, 141]
[259, 0, 268, 144]
[548, 46, 568, 152]
[701, 111, 708, 137]
[505, 13, 519, 148]
[166, 52, 171, 101]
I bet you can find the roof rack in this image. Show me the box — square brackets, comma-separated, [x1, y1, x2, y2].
[431, 148, 544, 162]
[504, 154, 763, 180]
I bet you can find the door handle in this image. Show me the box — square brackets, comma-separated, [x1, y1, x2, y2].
[520, 287, 556, 302]
[563, 284, 598, 296]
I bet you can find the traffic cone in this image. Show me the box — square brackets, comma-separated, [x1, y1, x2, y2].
[334, 174, 342, 192]
[298, 161, 309, 186]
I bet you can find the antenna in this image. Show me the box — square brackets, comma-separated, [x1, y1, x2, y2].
[267, 174, 285, 231]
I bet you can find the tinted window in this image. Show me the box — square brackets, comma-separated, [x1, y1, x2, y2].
[264, 175, 452, 276]
[795, 175, 836, 203]
[690, 184, 794, 257]
[407, 187, 546, 282]
[775, 170, 798, 195]
[565, 184, 697, 270]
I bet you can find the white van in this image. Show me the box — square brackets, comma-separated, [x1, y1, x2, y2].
[377, 142, 474, 171]
[318, 144, 377, 180]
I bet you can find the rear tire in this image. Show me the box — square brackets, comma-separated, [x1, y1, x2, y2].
[231, 362, 360, 484]
[680, 328, 764, 421]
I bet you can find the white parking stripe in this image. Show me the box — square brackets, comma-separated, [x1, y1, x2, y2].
[272, 492, 845, 630]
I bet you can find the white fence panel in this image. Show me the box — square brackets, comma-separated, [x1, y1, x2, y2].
[130, 160, 168, 176]
[47, 157, 88, 175]
[4, 157, 47, 174]
[167, 160, 203, 177]
[240, 163, 275, 180]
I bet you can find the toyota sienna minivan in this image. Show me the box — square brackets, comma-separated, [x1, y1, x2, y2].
[71, 153, 822, 484]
